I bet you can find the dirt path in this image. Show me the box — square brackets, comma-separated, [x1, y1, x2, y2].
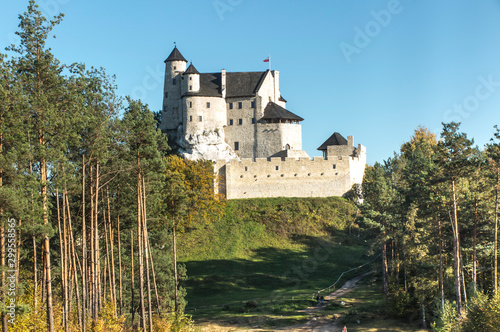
[198, 271, 372, 332]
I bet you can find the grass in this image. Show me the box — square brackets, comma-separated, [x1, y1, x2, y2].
[174, 197, 373, 328]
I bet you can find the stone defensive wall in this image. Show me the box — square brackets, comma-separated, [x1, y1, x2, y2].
[216, 155, 362, 199]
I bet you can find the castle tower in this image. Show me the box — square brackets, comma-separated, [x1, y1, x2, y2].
[182, 63, 200, 94]
[161, 46, 187, 137]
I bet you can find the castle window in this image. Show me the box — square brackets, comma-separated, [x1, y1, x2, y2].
[190, 115, 192, 122]
[238, 119, 242, 125]
[229, 103, 233, 109]
[252, 118, 256, 124]
[234, 142, 239, 151]
[275, 166, 279, 171]
[189, 85, 192, 90]
[189, 101, 192, 108]
[173, 79, 177, 85]
[251, 101, 256, 108]
[244, 166, 248, 171]
[238, 102, 242, 109]
[206, 102, 210, 108]
[199, 116, 202, 122]
[333, 164, 336, 169]
[229, 119, 233, 125]
[165, 92, 168, 98]
[189, 77, 192, 80]
[174, 66, 176, 70]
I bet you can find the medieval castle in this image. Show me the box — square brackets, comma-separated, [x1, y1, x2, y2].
[159, 46, 366, 199]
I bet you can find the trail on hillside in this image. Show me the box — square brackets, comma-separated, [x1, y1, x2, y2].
[198, 271, 373, 332]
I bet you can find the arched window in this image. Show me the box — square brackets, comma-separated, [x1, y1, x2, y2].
[285, 144, 291, 150]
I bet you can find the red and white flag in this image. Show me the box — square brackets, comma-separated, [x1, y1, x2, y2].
[263, 56, 270, 63]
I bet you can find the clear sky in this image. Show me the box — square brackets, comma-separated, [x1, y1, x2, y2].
[2, 0, 500, 164]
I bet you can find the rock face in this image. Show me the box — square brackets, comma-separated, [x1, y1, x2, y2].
[174, 126, 239, 162]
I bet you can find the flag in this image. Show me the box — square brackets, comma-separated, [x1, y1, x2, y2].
[263, 56, 270, 63]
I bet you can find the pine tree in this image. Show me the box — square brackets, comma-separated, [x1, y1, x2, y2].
[435, 122, 474, 315]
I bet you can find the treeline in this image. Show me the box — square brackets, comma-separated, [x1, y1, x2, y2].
[359, 124, 500, 330]
[0, 1, 223, 331]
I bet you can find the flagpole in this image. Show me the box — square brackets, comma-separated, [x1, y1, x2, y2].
[269, 55, 271, 71]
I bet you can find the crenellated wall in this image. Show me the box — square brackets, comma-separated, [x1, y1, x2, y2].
[216, 148, 366, 199]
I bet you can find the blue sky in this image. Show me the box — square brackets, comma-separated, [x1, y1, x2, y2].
[2, 0, 500, 164]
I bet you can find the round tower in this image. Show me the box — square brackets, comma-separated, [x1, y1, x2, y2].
[161, 46, 188, 135]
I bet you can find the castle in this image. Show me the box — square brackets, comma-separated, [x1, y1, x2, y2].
[159, 46, 366, 199]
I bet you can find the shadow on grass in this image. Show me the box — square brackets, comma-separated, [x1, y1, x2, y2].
[183, 235, 369, 311]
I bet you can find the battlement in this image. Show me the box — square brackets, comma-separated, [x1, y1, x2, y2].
[215, 146, 366, 199]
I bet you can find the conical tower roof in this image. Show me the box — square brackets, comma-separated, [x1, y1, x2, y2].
[164, 46, 187, 63]
[184, 63, 200, 75]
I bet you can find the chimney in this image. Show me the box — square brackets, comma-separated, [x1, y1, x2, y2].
[221, 69, 226, 99]
[273, 70, 279, 102]
[347, 136, 354, 147]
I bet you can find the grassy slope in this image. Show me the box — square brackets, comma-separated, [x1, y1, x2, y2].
[177, 197, 371, 312]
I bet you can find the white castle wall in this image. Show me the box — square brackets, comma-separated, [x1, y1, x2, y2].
[183, 96, 226, 137]
[216, 154, 361, 199]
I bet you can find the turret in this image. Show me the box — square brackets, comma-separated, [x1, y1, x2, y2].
[161, 46, 188, 133]
[182, 63, 200, 94]
[164, 45, 187, 80]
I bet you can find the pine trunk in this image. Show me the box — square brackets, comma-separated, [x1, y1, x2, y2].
[142, 178, 153, 332]
[438, 219, 445, 310]
[137, 172, 146, 330]
[42, 157, 55, 332]
[130, 229, 135, 326]
[81, 157, 87, 332]
[451, 180, 462, 315]
[494, 170, 499, 295]
[117, 213, 123, 316]
[382, 238, 389, 305]
[107, 188, 117, 315]
[173, 223, 179, 312]
[473, 198, 478, 294]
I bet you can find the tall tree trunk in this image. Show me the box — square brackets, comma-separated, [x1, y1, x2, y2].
[89, 164, 95, 320]
[33, 236, 38, 312]
[81, 156, 87, 332]
[145, 228, 161, 317]
[56, 189, 68, 332]
[107, 187, 117, 315]
[66, 194, 82, 329]
[94, 163, 101, 315]
[142, 178, 153, 332]
[173, 220, 179, 312]
[41, 157, 55, 332]
[130, 229, 135, 327]
[137, 173, 146, 330]
[473, 198, 478, 294]
[382, 237, 389, 305]
[451, 180, 462, 315]
[117, 213, 123, 316]
[438, 219, 445, 310]
[494, 170, 499, 295]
